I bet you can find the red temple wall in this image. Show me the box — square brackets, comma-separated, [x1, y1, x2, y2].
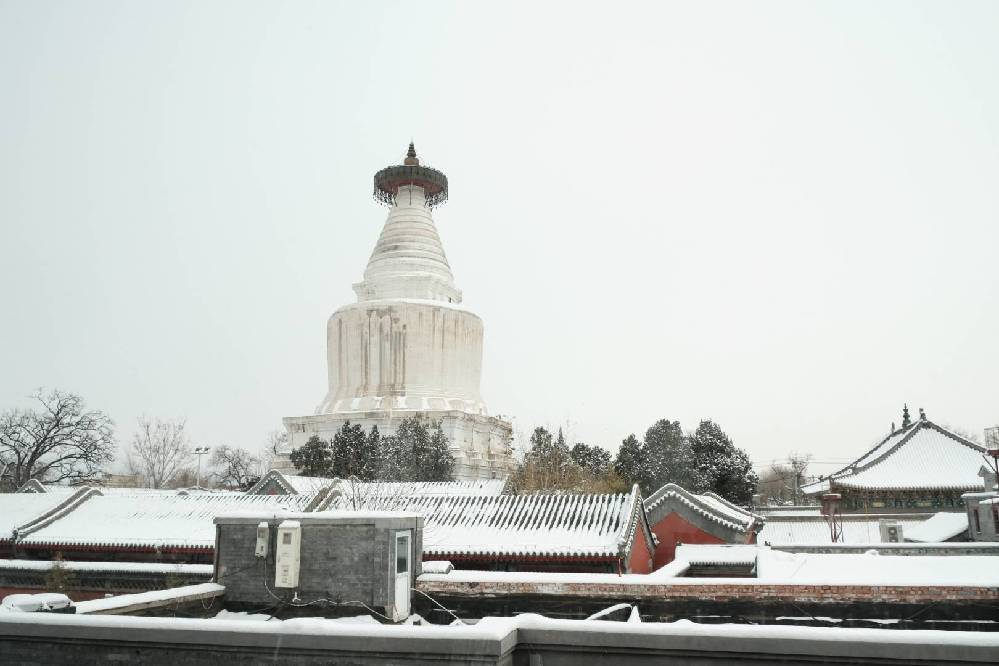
[627, 524, 653, 574]
[651, 512, 725, 570]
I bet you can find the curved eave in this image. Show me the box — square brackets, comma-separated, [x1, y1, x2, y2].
[832, 481, 985, 492]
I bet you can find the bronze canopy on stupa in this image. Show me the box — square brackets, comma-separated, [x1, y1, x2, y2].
[372, 142, 449, 209]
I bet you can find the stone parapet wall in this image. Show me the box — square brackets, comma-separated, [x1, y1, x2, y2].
[2, 612, 997, 665]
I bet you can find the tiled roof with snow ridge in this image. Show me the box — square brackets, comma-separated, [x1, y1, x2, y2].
[318, 485, 652, 559]
[815, 419, 987, 493]
[16, 492, 311, 550]
[246, 470, 506, 497]
[758, 515, 932, 545]
[644, 483, 764, 533]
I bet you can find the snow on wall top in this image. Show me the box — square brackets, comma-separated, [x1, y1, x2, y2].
[17, 493, 311, 549]
[319, 486, 646, 559]
[829, 421, 986, 491]
[903, 511, 970, 543]
[644, 483, 763, 533]
[758, 516, 931, 545]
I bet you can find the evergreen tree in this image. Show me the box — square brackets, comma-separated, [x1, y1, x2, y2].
[570, 442, 612, 477]
[689, 419, 758, 505]
[643, 418, 693, 491]
[378, 430, 407, 481]
[361, 425, 382, 481]
[289, 435, 332, 477]
[614, 434, 646, 490]
[45, 552, 78, 594]
[423, 421, 455, 481]
[330, 421, 368, 479]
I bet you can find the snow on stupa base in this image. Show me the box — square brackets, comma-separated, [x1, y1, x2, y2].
[276, 409, 513, 481]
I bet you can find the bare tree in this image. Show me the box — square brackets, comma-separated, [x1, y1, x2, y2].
[127, 417, 192, 488]
[0, 389, 115, 487]
[756, 453, 812, 505]
[258, 429, 288, 474]
[211, 445, 261, 490]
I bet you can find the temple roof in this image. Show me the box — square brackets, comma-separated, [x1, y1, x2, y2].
[804, 417, 987, 494]
[644, 483, 764, 534]
[318, 484, 654, 560]
[16, 493, 311, 550]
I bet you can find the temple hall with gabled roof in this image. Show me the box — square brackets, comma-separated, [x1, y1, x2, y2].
[801, 406, 988, 513]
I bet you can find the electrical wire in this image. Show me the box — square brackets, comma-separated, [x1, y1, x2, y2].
[411, 587, 462, 624]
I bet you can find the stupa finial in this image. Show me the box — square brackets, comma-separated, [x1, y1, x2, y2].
[373, 141, 448, 209]
[901, 404, 911, 429]
[404, 142, 419, 166]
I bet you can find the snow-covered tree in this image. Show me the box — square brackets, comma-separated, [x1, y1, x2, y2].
[377, 416, 455, 481]
[289, 435, 332, 477]
[688, 420, 758, 505]
[424, 421, 455, 481]
[643, 418, 693, 491]
[361, 425, 382, 481]
[330, 421, 368, 480]
[570, 442, 612, 476]
[614, 434, 646, 490]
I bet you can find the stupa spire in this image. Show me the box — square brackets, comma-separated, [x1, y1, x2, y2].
[354, 143, 461, 303]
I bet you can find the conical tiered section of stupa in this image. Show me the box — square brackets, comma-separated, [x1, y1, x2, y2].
[280, 144, 513, 480]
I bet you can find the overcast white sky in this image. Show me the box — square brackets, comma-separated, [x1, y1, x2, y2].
[2, 1, 997, 475]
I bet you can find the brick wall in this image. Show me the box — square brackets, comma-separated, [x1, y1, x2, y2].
[215, 514, 422, 618]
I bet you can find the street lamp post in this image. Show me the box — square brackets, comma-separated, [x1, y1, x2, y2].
[194, 446, 211, 490]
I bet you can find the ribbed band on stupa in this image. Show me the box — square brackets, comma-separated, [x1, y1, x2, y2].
[352, 185, 462, 304]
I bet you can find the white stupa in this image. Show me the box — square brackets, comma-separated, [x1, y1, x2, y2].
[278, 144, 513, 480]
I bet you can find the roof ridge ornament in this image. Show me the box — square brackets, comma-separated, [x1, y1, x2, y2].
[901, 404, 912, 429]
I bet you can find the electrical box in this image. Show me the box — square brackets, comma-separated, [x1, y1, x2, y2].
[274, 520, 302, 588]
[879, 520, 903, 543]
[254, 522, 269, 558]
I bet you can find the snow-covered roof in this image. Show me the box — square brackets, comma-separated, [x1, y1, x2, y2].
[674, 544, 759, 566]
[0, 487, 97, 539]
[644, 483, 763, 533]
[755, 548, 999, 586]
[246, 470, 506, 497]
[319, 485, 652, 560]
[758, 515, 932, 545]
[17, 493, 311, 550]
[806, 419, 986, 494]
[903, 512, 970, 543]
[245, 470, 335, 495]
